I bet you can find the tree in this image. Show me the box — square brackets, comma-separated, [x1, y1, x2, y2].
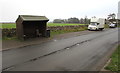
[79, 18, 84, 24]
[107, 13, 116, 20]
[79, 17, 90, 24]
[107, 13, 117, 24]
[84, 16, 90, 24]
[53, 19, 65, 23]
[64, 19, 68, 23]
[67, 17, 79, 23]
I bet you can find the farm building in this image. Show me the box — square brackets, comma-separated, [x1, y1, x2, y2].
[16, 15, 49, 40]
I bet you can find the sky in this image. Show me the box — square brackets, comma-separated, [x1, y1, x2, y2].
[0, 0, 119, 22]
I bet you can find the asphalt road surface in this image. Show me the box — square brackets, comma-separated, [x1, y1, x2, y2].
[2, 28, 119, 71]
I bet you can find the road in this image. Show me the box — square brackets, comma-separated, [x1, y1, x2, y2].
[2, 28, 119, 71]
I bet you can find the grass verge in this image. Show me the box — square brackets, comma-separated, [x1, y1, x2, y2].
[105, 24, 109, 28]
[105, 44, 120, 71]
[50, 27, 87, 37]
[2, 36, 18, 40]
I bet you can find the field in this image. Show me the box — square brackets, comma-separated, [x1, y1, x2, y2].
[47, 23, 86, 26]
[0, 23, 86, 28]
[0, 23, 16, 28]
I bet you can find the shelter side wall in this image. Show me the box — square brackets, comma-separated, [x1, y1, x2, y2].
[16, 18, 24, 39]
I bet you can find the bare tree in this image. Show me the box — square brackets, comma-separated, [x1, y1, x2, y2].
[107, 13, 116, 20]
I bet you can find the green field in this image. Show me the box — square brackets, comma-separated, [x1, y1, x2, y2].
[0, 23, 16, 28]
[47, 23, 86, 26]
[0, 23, 86, 28]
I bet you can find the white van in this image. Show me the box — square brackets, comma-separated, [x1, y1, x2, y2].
[109, 22, 117, 28]
[88, 18, 105, 31]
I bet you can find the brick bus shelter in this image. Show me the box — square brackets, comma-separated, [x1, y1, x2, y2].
[16, 15, 49, 40]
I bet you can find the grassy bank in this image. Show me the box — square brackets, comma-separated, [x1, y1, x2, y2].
[50, 26, 87, 37]
[3, 36, 17, 40]
[105, 24, 109, 28]
[105, 45, 120, 71]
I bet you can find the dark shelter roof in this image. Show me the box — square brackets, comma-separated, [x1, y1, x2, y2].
[18, 15, 49, 22]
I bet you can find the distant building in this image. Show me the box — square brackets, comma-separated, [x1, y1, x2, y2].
[117, 1, 120, 19]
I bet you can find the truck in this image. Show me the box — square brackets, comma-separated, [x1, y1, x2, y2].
[88, 17, 105, 31]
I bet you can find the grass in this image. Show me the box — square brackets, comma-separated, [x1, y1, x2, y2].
[0, 23, 86, 28]
[118, 24, 120, 27]
[47, 23, 86, 26]
[105, 24, 109, 28]
[105, 45, 120, 71]
[3, 36, 17, 40]
[50, 26, 87, 37]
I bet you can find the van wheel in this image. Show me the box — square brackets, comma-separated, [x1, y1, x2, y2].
[88, 29, 90, 31]
[99, 28, 103, 31]
[96, 28, 98, 31]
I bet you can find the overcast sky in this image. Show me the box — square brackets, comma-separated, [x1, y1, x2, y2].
[0, 0, 119, 22]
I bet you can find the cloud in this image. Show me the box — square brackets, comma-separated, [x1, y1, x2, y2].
[0, 0, 119, 22]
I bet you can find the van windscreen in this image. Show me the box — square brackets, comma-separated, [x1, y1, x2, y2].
[90, 22, 97, 26]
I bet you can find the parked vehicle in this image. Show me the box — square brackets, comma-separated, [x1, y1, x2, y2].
[109, 22, 117, 28]
[88, 18, 105, 31]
